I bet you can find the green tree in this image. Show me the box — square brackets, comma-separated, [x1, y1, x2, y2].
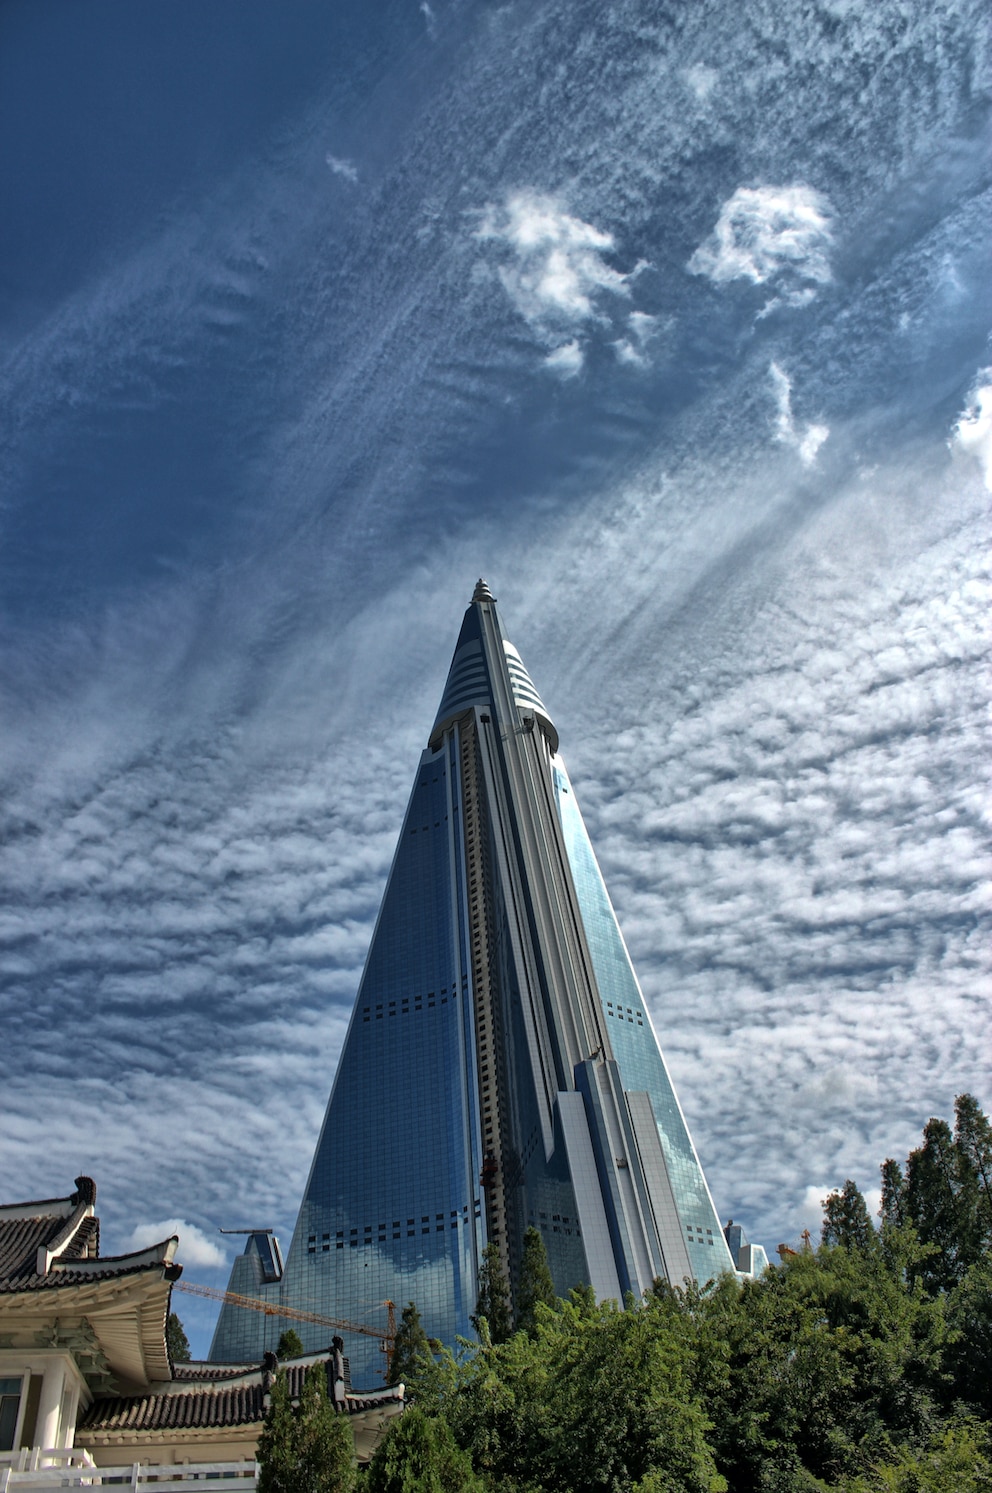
[904, 1116, 968, 1292]
[257, 1370, 297, 1493]
[697, 1243, 949, 1491]
[830, 1422, 992, 1492]
[952, 1093, 992, 1259]
[166, 1312, 191, 1364]
[257, 1364, 354, 1493]
[944, 1256, 992, 1415]
[471, 1241, 512, 1344]
[515, 1226, 556, 1333]
[365, 1406, 483, 1492]
[438, 1289, 724, 1492]
[822, 1180, 876, 1253]
[880, 1158, 905, 1229]
[276, 1328, 305, 1359]
[389, 1302, 431, 1387]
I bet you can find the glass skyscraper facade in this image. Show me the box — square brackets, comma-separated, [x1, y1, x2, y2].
[211, 581, 734, 1383]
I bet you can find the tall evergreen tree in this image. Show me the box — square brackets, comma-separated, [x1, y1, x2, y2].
[257, 1371, 297, 1493]
[515, 1226, 556, 1333]
[389, 1301, 431, 1386]
[905, 1115, 964, 1291]
[902, 1096, 992, 1293]
[953, 1092, 992, 1256]
[471, 1241, 512, 1344]
[365, 1406, 483, 1492]
[276, 1328, 305, 1359]
[822, 1179, 876, 1252]
[166, 1312, 191, 1363]
[258, 1364, 354, 1493]
[879, 1157, 905, 1229]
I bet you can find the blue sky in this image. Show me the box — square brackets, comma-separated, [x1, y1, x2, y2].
[1, 0, 989, 1357]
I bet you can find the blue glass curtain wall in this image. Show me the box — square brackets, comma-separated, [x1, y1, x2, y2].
[551, 762, 735, 1282]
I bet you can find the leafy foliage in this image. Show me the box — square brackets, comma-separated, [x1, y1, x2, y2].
[365, 1406, 484, 1492]
[822, 1179, 876, 1253]
[257, 1363, 354, 1493]
[389, 1301, 432, 1387]
[471, 1241, 512, 1344]
[891, 1094, 992, 1294]
[515, 1226, 556, 1334]
[251, 1099, 991, 1492]
[419, 1288, 724, 1492]
[389, 1096, 991, 1493]
[166, 1312, 191, 1363]
[276, 1328, 305, 1359]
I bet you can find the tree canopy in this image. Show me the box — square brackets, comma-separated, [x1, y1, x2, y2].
[276, 1328, 305, 1360]
[166, 1312, 191, 1364]
[471, 1241, 512, 1345]
[389, 1301, 432, 1387]
[391, 1095, 992, 1493]
[515, 1226, 556, 1334]
[257, 1363, 354, 1493]
[251, 1097, 992, 1492]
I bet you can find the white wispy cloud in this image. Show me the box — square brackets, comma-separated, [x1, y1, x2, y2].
[544, 339, 584, 377]
[769, 361, 829, 464]
[0, 0, 986, 1341]
[547, 444, 990, 1256]
[689, 184, 834, 307]
[126, 1218, 228, 1270]
[951, 367, 992, 490]
[477, 190, 644, 374]
[684, 64, 718, 102]
[613, 310, 660, 367]
[325, 153, 358, 183]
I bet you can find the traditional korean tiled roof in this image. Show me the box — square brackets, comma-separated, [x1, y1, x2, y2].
[172, 1361, 257, 1381]
[0, 1176, 180, 1294]
[79, 1360, 404, 1436]
[80, 1382, 267, 1433]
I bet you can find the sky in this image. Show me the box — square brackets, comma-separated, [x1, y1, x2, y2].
[1, 0, 989, 1358]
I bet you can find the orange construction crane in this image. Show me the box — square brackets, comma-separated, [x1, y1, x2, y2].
[175, 1282, 397, 1378]
[776, 1229, 814, 1262]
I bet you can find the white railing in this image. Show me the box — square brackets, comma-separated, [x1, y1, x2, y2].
[0, 1451, 96, 1471]
[0, 1457, 257, 1491]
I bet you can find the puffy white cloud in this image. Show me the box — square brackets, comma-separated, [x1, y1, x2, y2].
[126, 1218, 228, 1270]
[689, 184, 834, 306]
[684, 64, 718, 101]
[325, 154, 358, 183]
[769, 361, 829, 464]
[613, 310, 660, 367]
[951, 368, 992, 490]
[478, 191, 642, 366]
[544, 339, 584, 377]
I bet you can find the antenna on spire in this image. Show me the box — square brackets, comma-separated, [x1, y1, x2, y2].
[472, 578, 495, 603]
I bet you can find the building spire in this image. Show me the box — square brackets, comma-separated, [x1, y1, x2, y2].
[472, 577, 495, 604]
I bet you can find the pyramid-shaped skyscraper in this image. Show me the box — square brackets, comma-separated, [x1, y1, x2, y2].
[212, 582, 735, 1383]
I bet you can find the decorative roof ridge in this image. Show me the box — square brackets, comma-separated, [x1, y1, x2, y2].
[35, 1178, 98, 1277]
[78, 1375, 405, 1433]
[172, 1361, 257, 1380]
[157, 1347, 353, 1394]
[343, 1384, 404, 1405]
[0, 1196, 78, 1223]
[50, 1234, 180, 1278]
